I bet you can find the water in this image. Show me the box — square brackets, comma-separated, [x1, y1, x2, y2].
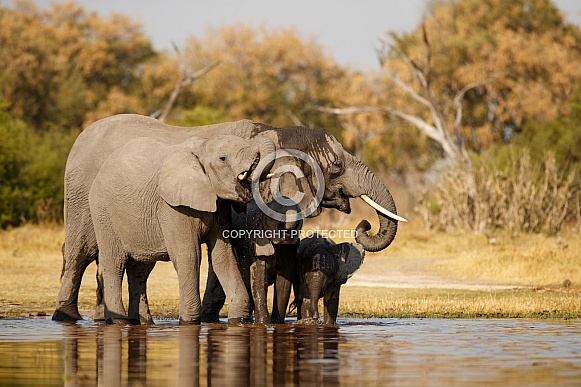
[1, 318, 580, 386]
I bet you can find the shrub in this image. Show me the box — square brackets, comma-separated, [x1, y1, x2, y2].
[0, 104, 75, 227]
[424, 150, 580, 234]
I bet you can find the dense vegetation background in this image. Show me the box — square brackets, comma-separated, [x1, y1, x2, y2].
[1, 0, 579, 232]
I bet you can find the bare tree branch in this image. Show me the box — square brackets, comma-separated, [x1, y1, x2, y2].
[453, 77, 496, 137]
[285, 109, 304, 126]
[386, 70, 432, 108]
[155, 60, 221, 122]
[421, 22, 431, 87]
[309, 105, 458, 159]
[339, 122, 395, 158]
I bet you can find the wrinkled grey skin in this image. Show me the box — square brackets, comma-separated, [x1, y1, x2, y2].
[52, 114, 400, 323]
[296, 235, 365, 325]
[88, 134, 265, 324]
[202, 199, 303, 324]
[201, 153, 310, 324]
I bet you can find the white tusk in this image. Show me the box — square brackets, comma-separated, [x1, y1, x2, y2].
[265, 172, 275, 179]
[238, 171, 248, 181]
[360, 194, 408, 222]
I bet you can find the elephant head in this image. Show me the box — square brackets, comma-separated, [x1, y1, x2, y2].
[274, 127, 407, 253]
[159, 135, 275, 211]
[250, 198, 303, 257]
[252, 147, 321, 221]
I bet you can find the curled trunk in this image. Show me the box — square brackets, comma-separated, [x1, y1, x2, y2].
[347, 156, 399, 252]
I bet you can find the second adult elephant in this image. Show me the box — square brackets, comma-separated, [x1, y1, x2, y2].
[89, 134, 266, 324]
[202, 198, 303, 324]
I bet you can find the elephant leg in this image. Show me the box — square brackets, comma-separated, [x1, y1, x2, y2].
[127, 260, 156, 325]
[271, 273, 292, 324]
[99, 242, 130, 324]
[52, 237, 97, 322]
[201, 259, 226, 323]
[93, 267, 105, 321]
[250, 258, 270, 324]
[208, 236, 250, 324]
[172, 248, 202, 324]
[323, 286, 341, 325]
[293, 271, 303, 321]
[271, 245, 297, 324]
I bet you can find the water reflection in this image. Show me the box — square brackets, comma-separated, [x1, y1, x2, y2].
[57, 322, 344, 386]
[1, 318, 581, 386]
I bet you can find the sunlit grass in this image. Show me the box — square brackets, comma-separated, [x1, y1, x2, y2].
[0, 223, 579, 319]
[338, 287, 581, 319]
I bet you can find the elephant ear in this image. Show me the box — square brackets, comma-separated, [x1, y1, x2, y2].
[333, 242, 365, 284]
[158, 138, 217, 212]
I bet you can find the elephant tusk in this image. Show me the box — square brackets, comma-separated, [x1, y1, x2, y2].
[238, 171, 248, 181]
[360, 194, 408, 223]
[265, 172, 275, 179]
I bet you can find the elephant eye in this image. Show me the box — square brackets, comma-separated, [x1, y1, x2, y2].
[329, 160, 344, 176]
[219, 155, 227, 162]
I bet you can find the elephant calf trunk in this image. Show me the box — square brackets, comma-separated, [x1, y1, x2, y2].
[305, 271, 324, 320]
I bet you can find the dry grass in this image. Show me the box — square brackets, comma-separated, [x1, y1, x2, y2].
[425, 152, 580, 233]
[338, 287, 581, 319]
[0, 223, 580, 319]
[374, 228, 581, 287]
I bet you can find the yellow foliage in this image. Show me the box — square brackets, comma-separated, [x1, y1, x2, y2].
[384, 0, 581, 150]
[181, 24, 345, 126]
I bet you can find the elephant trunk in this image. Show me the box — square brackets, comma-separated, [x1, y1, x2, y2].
[308, 270, 325, 320]
[284, 209, 299, 231]
[347, 156, 402, 253]
[253, 135, 276, 180]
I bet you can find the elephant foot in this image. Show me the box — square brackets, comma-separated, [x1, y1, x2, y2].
[179, 317, 201, 325]
[200, 312, 220, 323]
[52, 308, 83, 322]
[295, 318, 321, 326]
[92, 305, 105, 321]
[254, 317, 270, 324]
[227, 317, 246, 325]
[106, 317, 133, 325]
[140, 316, 154, 325]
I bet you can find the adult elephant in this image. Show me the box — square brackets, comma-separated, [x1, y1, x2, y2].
[52, 114, 405, 323]
[220, 199, 303, 324]
[89, 134, 267, 324]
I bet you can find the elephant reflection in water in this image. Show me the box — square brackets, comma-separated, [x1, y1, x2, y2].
[295, 326, 340, 386]
[61, 324, 149, 387]
[60, 324, 340, 385]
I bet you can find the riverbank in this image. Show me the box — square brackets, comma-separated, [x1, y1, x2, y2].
[0, 224, 579, 319]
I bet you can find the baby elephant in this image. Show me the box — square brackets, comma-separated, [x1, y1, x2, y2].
[296, 235, 365, 325]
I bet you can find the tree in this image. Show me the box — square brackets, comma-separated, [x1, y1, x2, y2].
[0, 1, 156, 130]
[313, 0, 581, 231]
[317, 0, 581, 159]
[178, 24, 346, 129]
[387, 0, 581, 149]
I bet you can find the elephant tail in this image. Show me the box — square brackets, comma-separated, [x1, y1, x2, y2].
[288, 297, 297, 314]
[59, 242, 65, 281]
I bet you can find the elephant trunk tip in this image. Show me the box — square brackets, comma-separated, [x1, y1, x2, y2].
[355, 213, 398, 253]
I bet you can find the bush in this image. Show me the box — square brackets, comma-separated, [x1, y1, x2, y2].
[0, 105, 75, 227]
[424, 150, 580, 234]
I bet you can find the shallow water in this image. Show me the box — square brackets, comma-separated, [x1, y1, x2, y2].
[0, 318, 580, 386]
